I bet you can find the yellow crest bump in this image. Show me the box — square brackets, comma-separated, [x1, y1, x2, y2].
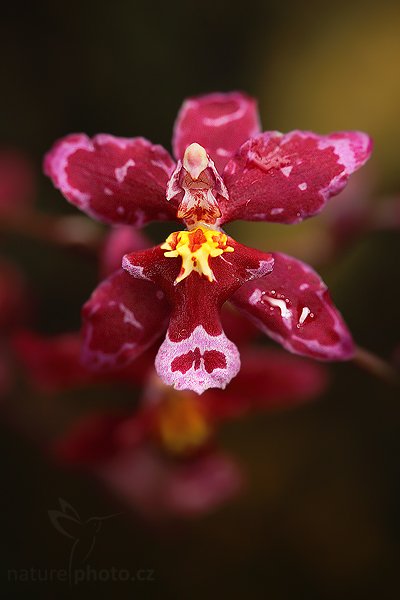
[161, 226, 234, 283]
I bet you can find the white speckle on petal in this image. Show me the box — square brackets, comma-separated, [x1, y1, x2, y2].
[266, 296, 293, 321]
[298, 182, 307, 191]
[122, 257, 151, 281]
[299, 283, 309, 291]
[117, 206, 125, 215]
[119, 302, 143, 329]
[246, 259, 274, 280]
[298, 306, 311, 325]
[115, 159, 136, 183]
[271, 207, 284, 215]
[203, 104, 246, 127]
[249, 289, 263, 305]
[280, 166, 293, 177]
[104, 187, 113, 195]
[216, 148, 231, 157]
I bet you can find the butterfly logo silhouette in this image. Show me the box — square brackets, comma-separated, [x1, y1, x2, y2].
[48, 498, 121, 583]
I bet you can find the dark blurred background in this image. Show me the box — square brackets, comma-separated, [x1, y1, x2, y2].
[1, 1, 400, 598]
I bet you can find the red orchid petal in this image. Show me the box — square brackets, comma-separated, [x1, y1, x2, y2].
[54, 411, 151, 466]
[44, 134, 177, 226]
[231, 253, 354, 361]
[220, 304, 260, 348]
[172, 92, 261, 172]
[81, 269, 170, 371]
[97, 445, 243, 518]
[123, 242, 274, 394]
[202, 348, 329, 421]
[100, 225, 151, 278]
[14, 329, 158, 393]
[220, 130, 372, 224]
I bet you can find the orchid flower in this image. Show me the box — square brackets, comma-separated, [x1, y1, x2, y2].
[44, 92, 372, 393]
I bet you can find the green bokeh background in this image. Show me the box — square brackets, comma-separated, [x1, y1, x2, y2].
[1, 1, 400, 598]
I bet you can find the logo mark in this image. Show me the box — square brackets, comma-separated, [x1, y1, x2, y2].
[48, 498, 121, 584]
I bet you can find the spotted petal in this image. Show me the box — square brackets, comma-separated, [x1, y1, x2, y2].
[81, 269, 170, 371]
[123, 242, 273, 394]
[44, 134, 177, 226]
[220, 130, 372, 224]
[14, 329, 158, 393]
[230, 253, 354, 361]
[172, 92, 261, 172]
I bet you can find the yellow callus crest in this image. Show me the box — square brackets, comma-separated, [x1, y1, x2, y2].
[161, 225, 234, 283]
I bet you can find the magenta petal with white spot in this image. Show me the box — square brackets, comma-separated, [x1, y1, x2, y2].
[172, 92, 261, 172]
[81, 269, 169, 371]
[44, 134, 177, 226]
[220, 130, 373, 224]
[123, 242, 274, 394]
[231, 253, 354, 361]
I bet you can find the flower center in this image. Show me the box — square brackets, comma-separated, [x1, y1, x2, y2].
[161, 225, 234, 283]
[166, 143, 229, 228]
[155, 391, 211, 455]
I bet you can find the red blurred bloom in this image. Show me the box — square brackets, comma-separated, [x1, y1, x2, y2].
[51, 348, 327, 518]
[44, 92, 372, 393]
[0, 150, 35, 219]
[0, 260, 29, 399]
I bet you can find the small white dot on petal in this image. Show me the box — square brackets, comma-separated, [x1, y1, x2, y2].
[216, 148, 231, 157]
[280, 166, 293, 177]
[298, 182, 307, 191]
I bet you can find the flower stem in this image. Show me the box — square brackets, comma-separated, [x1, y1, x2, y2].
[353, 345, 399, 386]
